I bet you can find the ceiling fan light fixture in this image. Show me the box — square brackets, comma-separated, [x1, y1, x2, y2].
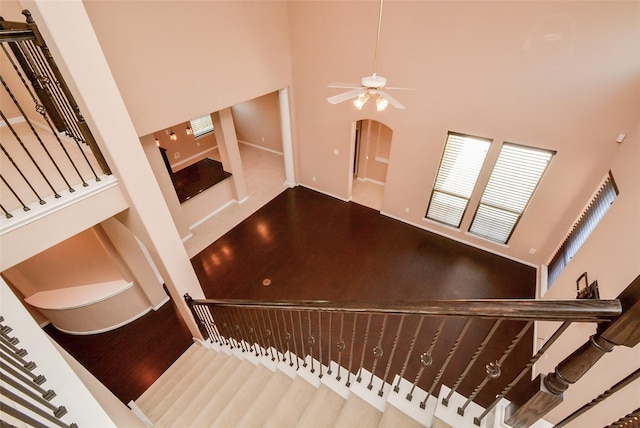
[376, 96, 389, 111]
[354, 93, 368, 110]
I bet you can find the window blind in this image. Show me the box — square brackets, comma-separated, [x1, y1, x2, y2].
[469, 143, 554, 244]
[190, 114, 214, 137]
[547, 173, 618, 285]
[426, 132, 491, 227]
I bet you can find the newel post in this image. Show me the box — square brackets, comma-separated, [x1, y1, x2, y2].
[505, 274, 640, 427]
[184, 293, 209, 341]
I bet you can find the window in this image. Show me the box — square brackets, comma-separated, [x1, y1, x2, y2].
[425, 132, 491, 227]
[547, 172, 618, 285]
[469, 143, 554, 244]
[190, 114, 214, 138]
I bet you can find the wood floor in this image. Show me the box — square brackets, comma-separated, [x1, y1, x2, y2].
[45, 186, 536, 406]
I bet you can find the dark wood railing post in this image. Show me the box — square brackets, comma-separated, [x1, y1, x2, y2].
[184, 293, 209, 341]
[505, 275, 640, 427]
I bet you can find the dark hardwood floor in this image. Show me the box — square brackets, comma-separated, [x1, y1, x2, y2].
[45, 186, 537, 406]
[171, 157, 231, 203]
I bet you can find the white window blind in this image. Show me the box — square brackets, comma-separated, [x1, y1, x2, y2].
[425, 132, 491, 227]
[190, 114, 214, 137]
[469, 143, 554, 244]
[547, 173, 618, 285]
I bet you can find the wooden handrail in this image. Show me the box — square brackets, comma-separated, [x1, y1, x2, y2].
[186, 297, 621, 323]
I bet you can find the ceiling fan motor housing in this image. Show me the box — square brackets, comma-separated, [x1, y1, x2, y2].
[362, 74, 387, 88]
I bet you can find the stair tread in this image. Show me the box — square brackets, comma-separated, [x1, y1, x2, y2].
[185, 359, 257, 426]
[145, 346, 218, 420]
[295, 384, 347, 428]
[236, 370, 294, 427]
[377, 403, 425, 428]
[153, 348, 226, 425]
[334, 394, 383, 427]
[135, 342, 205, 410]
[211, 363, 274, 427]
[263, 376, 318, 428]
[162, 351, 241, 428]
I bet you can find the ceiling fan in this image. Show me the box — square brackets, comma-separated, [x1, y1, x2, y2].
[327, 0, 407, 111]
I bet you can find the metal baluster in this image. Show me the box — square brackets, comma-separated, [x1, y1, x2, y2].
[421, 319, 472, 409]
[260, 308, 275, 361]
[275, 309, 286, 361]
[281, 310, 292, 366]
[216, 308, 231, 347]
[194, 305, 216, 344]
[208, 307, 224, 345]
[379, 314, 405, 397]
[239, 308, 255, 353]
[250, 308, 265, 357]
[318, 311, 323, 378]
[299, 311, 307, 367]
[307, 311, 315, 373]
[459, 320, 533, 417]
[368, 314, 388, 390]
[289, 310, 299, 369]
[267, 309, 282, 360]
[475, 321, 571, 426]
[346, 313, 358, 387]
[336, 312, 345, 381]
[232, 308, 248, 352]
[0, 174, 29, 214]
[395, 315, 425, 392]
[220, 309, 237, 349]
[356, 313, 373, 383]
[1, 75, 73, 193]
[327, 312, 333, 375]
[443, 319, 502, 406]
[407, 318, 445, 402]
[1, 202, 14, 218]
[0, 138, 47, 205]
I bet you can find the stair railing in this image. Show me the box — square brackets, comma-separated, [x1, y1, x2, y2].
[185, 274, 640, 427]
[0, 316, 78, 428]
[0, 10, 111, 222]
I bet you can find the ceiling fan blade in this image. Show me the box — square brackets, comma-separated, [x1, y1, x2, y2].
[377, 90, 406, 109]
[327, 82, 361, 89]
[327, 88, 365, 104]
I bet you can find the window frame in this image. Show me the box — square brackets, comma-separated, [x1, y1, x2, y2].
[468, 142, 555, 244]
[425, 132, 492, 228]
[189, 114, 214, 138]
[547, 172, 618, 286]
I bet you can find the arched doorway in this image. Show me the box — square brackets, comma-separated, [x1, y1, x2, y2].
[349, 119, 392, 210]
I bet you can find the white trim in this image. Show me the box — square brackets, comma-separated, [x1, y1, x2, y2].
[0, 175, 118, 234]
[169, 146, 217, 170]
[152, 295, 170, 311]
[25, 280, 135, 310]
[237, 195, 250, 204]
[383, 210, 537, 268]
[374, 156, 389, 164]
[299, 183, 349, 202]
[0, 116, 26, 127]
[127, 401, 154, 428]
[189, 199, 235, 230]
[181, 232, 194, 242]
[464, 231, 510, 249]
[357, 177, 386, 186]
[53, 306, 153, 336]
[135, 236, 165, 285]
[238, 139, 284, 156]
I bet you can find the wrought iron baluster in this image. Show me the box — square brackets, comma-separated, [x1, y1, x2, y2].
[307, 311, 315, 373]
[459, 320, 533, 417]
[281, 310, 292, 366]
[232, 308, 247, 352]
[219, 309, 236, 349]
[1, 202, 14, 218]
[0, 174, 29, 214]
[267, 309, 282, 360]
[299, 311, 307, 367]
[421, 319, 473, 409]
[194, 305, 216, 344]
[250, 308, 265, 357]
[0, 130, 48, 204]
[318, 311, 323, 378]
[395, 315, 424, 393]
[260, 309, 275, 361]
[407, 318, 445, 402]
[475, 321, 570, 425]
[336, 312, 345, 381]
[356, 313, 373, 383]
[379, 314, 405, 397]
[368, 314, 388, 390]
[346, 313, 358, 387]
[1, 75, 74, 193]
[327, 311, 333, 375]
[238, 308, 254, 353]
[289, 310, 299, 369]
[443, 319, 502, 406]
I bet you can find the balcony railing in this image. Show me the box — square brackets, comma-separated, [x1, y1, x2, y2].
[186, 273, 640, 427]
[0, 10, 111, 226]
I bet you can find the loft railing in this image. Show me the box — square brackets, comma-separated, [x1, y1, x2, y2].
[185, 274, 640, 427]
[0, 10, 111, 223]
[0, 316, 78, 427]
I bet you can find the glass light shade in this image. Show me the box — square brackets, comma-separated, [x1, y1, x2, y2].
[186, 126, 193, 135]
[353, 94, 368, 110]
[169, 129, 177, 141]
[376, 96, 389, 111]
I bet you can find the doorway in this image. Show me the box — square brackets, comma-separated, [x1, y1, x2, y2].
[349, 119, 392, 211]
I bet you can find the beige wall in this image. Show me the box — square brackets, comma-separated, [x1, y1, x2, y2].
[357, 119, 391, 184]
[287, 1, 639, 267]
[232, 91, 283, 153]
[82, 1, 293, 138]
